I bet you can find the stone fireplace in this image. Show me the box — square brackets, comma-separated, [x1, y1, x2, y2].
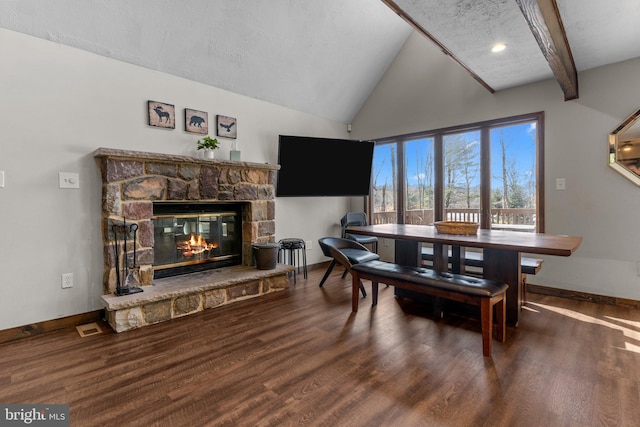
[94, 148, 291, 332]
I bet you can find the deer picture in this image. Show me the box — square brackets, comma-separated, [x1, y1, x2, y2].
[153, 106, 171, 123]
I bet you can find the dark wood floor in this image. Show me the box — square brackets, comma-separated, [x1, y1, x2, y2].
[1, 266, 639, 426]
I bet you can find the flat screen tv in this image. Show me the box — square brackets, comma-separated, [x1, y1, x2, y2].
[276, 135, 375, 197]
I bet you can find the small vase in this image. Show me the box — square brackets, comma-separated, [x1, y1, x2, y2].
[204, 149, 215, 159]
[230, 140, 240, 161]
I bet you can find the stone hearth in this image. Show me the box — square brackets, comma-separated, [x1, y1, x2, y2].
[102, 264, 291, 332]
[94, 148, 291, 332]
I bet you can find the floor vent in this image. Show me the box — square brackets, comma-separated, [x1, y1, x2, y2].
[76, 322, 103, 338]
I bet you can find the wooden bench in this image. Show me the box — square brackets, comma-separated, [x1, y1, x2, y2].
[421, 247, 542, 304]
[351, 260, 508, 357]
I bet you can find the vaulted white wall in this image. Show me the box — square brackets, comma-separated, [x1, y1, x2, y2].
[0, 29, 349, 330]
[352, 32, 640, 300]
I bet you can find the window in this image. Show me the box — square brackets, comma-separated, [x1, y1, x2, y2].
[371, 142, 398, 224]
[489, 122, 539, 231]
[370, 112, 544, 232]
[444, 130, 481, 222]
[405, 137, 434, 224]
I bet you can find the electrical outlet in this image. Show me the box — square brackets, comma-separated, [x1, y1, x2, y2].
[61, 273, 73, 288]
[305, 240, 312, 250]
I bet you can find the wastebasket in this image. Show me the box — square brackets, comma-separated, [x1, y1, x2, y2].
[252, 242, 280, 270]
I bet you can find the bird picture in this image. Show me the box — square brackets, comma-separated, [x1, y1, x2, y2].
[219, 122, 235, 133]
[216, 115, 237, 139]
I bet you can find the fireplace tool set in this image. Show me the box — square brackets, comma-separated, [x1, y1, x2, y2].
[112, 218, 143, 296]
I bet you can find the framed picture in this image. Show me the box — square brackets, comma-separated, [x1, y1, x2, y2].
[148, 101, 175, 129]
[216, 115, 237, 139]
[184, 109, 208, 134]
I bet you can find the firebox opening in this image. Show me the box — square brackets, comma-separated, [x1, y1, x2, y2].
[152, 202, 243, 278]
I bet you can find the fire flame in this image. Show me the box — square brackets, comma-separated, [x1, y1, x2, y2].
[178, 234, 218, 256]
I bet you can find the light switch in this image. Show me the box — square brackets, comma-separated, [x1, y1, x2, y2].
[0, 171, 4, 188]
[59, 172, 80, 189]
[555, 178, 566, 190]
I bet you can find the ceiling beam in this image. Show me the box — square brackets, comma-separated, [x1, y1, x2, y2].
[381, 0, 495, 94]
[516, 0, 579, 100]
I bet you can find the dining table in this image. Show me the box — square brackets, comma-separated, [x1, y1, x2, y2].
[344, 223, 583, 326]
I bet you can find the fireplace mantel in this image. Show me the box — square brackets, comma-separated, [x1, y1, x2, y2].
[94, 148, 288, 332]
[94, 147, 279, 172]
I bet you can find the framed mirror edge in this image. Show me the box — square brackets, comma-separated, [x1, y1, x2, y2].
[609, 108, 640, 186]
[608, 162, 640, 187]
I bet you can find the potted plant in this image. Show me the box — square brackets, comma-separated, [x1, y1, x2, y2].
[196, 136, 220, 159]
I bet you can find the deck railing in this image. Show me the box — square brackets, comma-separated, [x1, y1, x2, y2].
[373, 208, 536, 231]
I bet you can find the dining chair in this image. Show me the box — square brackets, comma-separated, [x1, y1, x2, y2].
[317, 237, 379, 297]
[340, 211, 378, 253]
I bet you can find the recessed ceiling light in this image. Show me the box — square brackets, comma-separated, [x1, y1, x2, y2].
[491, 43, 507, 53]
[621, 142, 634, 152]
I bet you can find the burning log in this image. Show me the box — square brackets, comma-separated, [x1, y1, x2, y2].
[178, 234, 218, 256]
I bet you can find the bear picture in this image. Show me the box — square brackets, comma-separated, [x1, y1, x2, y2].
[185, 108, 208, 134]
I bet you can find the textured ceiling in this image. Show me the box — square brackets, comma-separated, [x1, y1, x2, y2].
[392, 0, 552, 90]
[2, 1, 640, 123]
[391, 0, 640, 91]
[557, 0, 640, 71]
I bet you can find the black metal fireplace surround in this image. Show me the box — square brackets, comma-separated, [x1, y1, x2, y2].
[152, 202, 243, 278]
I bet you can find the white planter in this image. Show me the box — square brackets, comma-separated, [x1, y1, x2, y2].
[204, 149, 215, 159]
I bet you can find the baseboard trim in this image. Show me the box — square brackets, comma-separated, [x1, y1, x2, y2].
[0, 310, 105, 345]
[307, 260, 331, 271]
[527, 284, 640, 309]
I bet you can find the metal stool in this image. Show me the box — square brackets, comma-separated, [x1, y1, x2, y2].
[278, 238, 307, 284]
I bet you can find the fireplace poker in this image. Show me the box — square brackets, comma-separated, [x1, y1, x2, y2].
[112, 223, 121, 294]
[130, 223, 138, 269]
[124, 223, 141, 289]
[123, 218, 128, 286]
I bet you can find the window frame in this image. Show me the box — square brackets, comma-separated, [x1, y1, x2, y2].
[369, 111, 545, 232]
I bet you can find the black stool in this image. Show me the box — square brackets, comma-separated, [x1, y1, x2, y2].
[278, 238, 307, 284]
